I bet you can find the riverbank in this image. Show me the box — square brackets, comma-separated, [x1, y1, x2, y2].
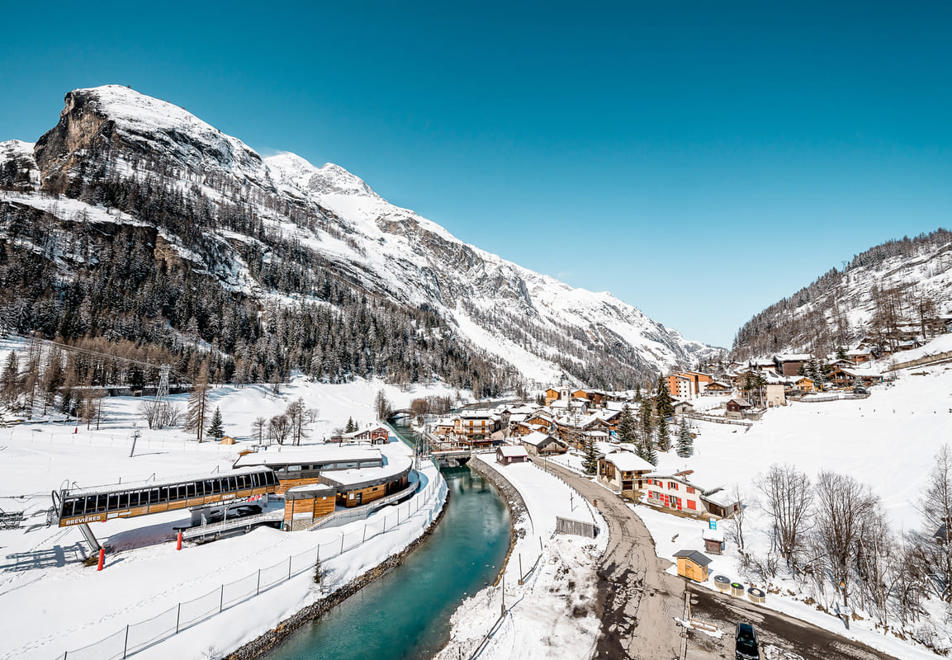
[225, 486, 451, 659]
[436, 455, 607, 660]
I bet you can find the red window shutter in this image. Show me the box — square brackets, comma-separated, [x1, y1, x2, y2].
[687, 500, 696, 510]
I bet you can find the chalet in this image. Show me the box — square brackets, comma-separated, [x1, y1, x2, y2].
[674, 550, 712, 582]
[793, 376, 818, 393]
[702, 380, 732, 396]
[454, 411, 500, 439]
[544, 388, 561, 405]
[774, 353, 811, 377]
[846, 348, 873, 364]
[572, 389, 608, 407]
[525, 411, 555, 430]
[672, 400, 695, 415]
[340, 425, 390, 445]
[433, 418, 456, 437]
[644, 471, 741, 518]
[519, 431, 567, 456]
[700, 487, 742, 518]
[749, 359, 778, 374]
[725, 398, 752, 418]
[597, 451, 655, 498]
[496, 445, 529, 465]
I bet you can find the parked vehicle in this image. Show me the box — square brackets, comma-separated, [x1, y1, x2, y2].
[206, 504, 262, 524]
[735, 622, 760, 660]
[853, 386, 868, 395]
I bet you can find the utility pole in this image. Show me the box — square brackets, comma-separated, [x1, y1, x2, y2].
[129, 425, 140, 458]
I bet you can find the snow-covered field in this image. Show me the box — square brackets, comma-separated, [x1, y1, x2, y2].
[0, 368, 456, 659]
[436, 458, 607, 660]
[628, 339, 952, 658]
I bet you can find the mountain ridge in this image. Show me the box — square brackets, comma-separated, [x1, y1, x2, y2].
[1, 85, 715, 389]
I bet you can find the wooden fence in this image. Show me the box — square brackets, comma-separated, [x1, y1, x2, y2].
[555, 516, 596, 538]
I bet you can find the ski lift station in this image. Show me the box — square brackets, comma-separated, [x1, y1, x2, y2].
[51, 441, 417, 551]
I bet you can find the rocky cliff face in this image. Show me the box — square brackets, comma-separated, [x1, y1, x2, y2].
[1, 85, 713, 387]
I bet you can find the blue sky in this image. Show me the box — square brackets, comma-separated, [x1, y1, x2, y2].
[2, 1, 950, 347]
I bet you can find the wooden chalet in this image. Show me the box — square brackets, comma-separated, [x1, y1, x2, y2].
[793, 376, 818, 393]
[774, 354, 811, 377]
[519, 431, 567, 456]
[702, 380, 732, 395]
[725, 398, 752, 418]
[597, 451, 655, 498]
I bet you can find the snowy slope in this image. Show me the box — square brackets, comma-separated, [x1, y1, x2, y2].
[2, 85, 714, 386]
[733, 231, 952, 358]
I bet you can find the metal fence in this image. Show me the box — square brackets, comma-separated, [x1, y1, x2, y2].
[54, 472, 448, 660]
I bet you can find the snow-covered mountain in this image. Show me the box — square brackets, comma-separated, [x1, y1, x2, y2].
[732, 230, 952, 359]
[1, 85, 713, 387]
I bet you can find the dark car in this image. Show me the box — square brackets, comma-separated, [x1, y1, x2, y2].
[853, 386, 868, 395]
[735, 622, 759, 660]
[206, 504, 262, 524]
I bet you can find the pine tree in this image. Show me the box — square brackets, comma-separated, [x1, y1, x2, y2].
[617, 404, 636, 443]
[0, 351, 19, 405]
[655, 376, 674, 419]
[639, 401, 653, 443]
[676, 418, 694, 458]
[186, 360, 210, 442]
[207, 406, 224, 441]
[638, 434, 657, 466]
[345, 417, 356, 433]
[657, 419, 671, 452]
[582, 437, 598, 476]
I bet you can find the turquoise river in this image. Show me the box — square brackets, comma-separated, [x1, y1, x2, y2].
[265, 423, 511, 660]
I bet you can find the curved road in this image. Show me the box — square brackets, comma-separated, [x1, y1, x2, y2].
[537, 459, 901, 660]
[538, 459, 686, 659]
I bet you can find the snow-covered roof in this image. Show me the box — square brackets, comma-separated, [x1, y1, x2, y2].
[498, 445, 529, 458]
[285, 483, 336, 497]
[775, 353, 811, 362]
[674, 549, 712, 567]
[702, 528, 725, 542]
[234, 445, 381, 468]
[700, 487, 736, 508]
[320, 455, 412, 488]
[520, 431, 562, 447]
[459, 409, 495, 419]
[603, 451, 654, 472]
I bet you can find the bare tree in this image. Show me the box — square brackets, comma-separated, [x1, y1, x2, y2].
[251, 416, 267, 445]
[727, 485, 747, 554]
[916, 444, 952, 601]
[285, 398, 314, 446]
[141, 399, 182, 430]
[269, 414, 291, 445]
[758, 464, 813, 568]
[375, 389, 391, 421]
[813, 471, 878, 609]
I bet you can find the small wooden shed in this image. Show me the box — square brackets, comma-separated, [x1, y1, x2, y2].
[703, 527, 725, 555]
[496, 445, 529, 465]
[674, 549, 712, 582]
